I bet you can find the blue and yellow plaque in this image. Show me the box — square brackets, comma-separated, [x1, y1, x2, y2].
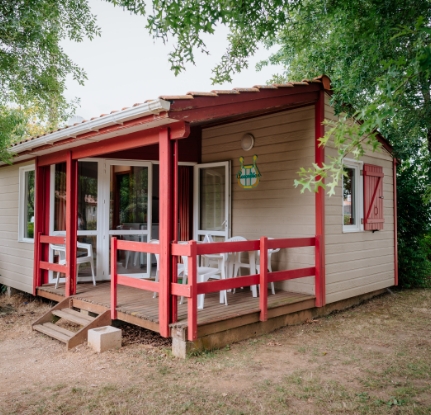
[237, 155, 261, 189]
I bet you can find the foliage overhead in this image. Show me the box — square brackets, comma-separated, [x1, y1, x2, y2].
[0, 0, 100, 163]
[106, 0, 431, 193]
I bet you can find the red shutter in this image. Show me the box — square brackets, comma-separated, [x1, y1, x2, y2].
[363, 164, 384, 231]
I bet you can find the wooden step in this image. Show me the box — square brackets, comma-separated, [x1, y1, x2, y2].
[52, 308, 94, 326]
[60, 308, 95, 322]
[34, 323, 74, 343]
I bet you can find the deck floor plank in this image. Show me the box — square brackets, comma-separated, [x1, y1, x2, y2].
[38, 282, 315, 331]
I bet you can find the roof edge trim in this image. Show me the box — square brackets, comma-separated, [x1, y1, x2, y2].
[10, 99, 171, 155]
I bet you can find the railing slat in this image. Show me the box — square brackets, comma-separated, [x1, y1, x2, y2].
[40, 235, 66, 244]
[117, 275, 159, 292]
[196, 275, 260, 295]
[116, 240, 160, 254]
[171, 282, 191, 297]
[267, 237, 315, 249]
[269, 267, 316, 283]
[39, 261, 67, 274]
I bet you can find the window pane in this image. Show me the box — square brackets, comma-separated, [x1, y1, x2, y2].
[78, 162, 98, 231]
[54, 163, 67, 231]
[343, 167, 355, 225]
[23, 170, 35, 239]
[199, 167, 226, 231]
[110, 165, 149, 230]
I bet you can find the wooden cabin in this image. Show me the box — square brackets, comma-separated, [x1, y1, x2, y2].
[0, 75, 397, 356]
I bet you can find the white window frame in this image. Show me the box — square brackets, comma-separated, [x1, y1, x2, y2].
[342, 158, 364, 233]
[18, 164, 36, 243]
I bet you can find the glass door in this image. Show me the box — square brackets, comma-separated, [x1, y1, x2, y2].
[104, 161, 153, 279]
[193, 161, 231, 242]
[49, 161, 99, 283]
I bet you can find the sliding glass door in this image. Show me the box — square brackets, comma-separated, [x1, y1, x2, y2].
[104, 161, 154, 279]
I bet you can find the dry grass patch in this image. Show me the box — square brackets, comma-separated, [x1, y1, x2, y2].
[0, 289, 430, 414]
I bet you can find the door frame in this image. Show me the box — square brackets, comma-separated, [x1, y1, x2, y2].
[193, 161, 231, 242]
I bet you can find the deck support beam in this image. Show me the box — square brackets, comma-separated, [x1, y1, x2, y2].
[314, 89, 326, 307]
[65, 152, 78, 297]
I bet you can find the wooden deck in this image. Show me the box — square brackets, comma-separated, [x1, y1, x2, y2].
[37, 282, 315, 337]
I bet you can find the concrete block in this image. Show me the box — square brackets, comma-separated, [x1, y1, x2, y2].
[88, 326, 122, 353]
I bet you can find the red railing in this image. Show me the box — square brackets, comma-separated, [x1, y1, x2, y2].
[110, 236, 319, 340]
[35, 233, 67, 285]
[110, 238, 160, 320]
[171, 236, 318, 341]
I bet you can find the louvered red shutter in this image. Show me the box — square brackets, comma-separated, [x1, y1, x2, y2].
[363, 164, 384, 231]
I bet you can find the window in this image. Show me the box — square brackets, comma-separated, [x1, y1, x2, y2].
[18, 165, 35, 242]
[342, 159, 363, 233]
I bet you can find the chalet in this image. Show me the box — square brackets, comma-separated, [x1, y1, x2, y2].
[0, 76, 397, 357]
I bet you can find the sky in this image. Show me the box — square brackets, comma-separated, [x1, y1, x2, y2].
[62, 1, 284, 120]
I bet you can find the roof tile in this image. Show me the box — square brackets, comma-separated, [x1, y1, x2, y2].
[186, 92, 219, 97]
[210, 90, 240, 95]
[253, 85, 278, 89]
[233, 88, 260, 92]
[159, 95, 194, 100]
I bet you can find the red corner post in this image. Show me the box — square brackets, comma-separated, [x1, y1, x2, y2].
[171, 138, 179, 323]
[187, 240, 198, 341]
[259, 237, 269, 321]
[159, 128, 173, 337]
[65, 152, 78, 297]
[111, 237, 118, 320]
[315, 89, 326, 307]
[33, 158, 50, 294]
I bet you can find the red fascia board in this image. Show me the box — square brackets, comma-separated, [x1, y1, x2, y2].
[16, 112, 170, 159]
[36, 121, 188, 165]
[169, 83, 321, 110]
[167, 90, 321, 123]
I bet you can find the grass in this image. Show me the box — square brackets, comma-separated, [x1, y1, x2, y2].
[1, 289, 431, 414]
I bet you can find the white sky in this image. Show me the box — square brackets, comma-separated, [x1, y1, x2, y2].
[62, 1, 284, 120]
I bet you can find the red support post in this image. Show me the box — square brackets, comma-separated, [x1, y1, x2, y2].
[33, 159, 42, 294]
[315, 234, 322, 303]
[171, 139, 179, 323]
[65, 152, 78, 297]
[187, 241, 198, 341]
[111, 237, 118, 320]
[314, 89, 326, 307]
[159, 128, 173, 337]
[33, 159, 51, 293]
[259, 237, 268, 321]
[41, 165, 51, 285]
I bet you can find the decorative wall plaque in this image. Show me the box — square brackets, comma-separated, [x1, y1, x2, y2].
[237, 155, 261, 189]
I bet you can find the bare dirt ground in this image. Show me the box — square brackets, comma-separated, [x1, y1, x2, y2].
[0, 289, 430, 415]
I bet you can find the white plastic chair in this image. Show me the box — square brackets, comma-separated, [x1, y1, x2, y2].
[150, 240, 185, 299]
[124, 235, 140, 269]
[179, 252, 226, 310]
[255, 238, 280, 295]
[225, 236, 258, 298]
[50, 242, 96, 288]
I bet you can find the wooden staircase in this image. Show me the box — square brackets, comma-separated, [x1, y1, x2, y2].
[33, 298, 111, 350]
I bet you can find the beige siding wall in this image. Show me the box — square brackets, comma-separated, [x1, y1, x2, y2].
[202, 107, 316, 295]
[0, 161, 35, 293]
[324, 94, 395, 303]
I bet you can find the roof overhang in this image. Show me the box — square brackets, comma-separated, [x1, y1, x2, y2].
[1, 99, 173, 166]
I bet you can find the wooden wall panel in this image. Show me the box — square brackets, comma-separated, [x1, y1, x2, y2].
[202, 106, 316, 295]
[324, 94, 395, 304]
[0, 161, 35, 293]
